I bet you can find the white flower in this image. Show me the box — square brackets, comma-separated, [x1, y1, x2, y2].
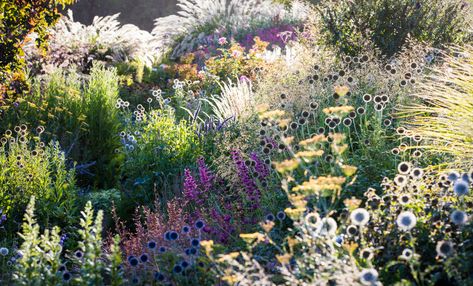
[400, 248, 413, 260]
[450, 210, 468, 225]
[453, 179, 469, 196]
[360, 268, 379, 285]
[396, 211, 417, 231]
[316, 217, 338, 237]
[436, 240, 454, 258]
[350, 208, 370, 226]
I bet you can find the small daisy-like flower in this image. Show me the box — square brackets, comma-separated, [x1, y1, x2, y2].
[305, 212, 321, 228]
[411, 168, 423, 179]
[436, 240, 454, 258]
[74, 250, 83, 259]
[360, 268, 379, 285]
[182, 225, 191, 234]
[398, 194, 410, 205]
[400, 248, 413, 260]
[316, 217, 338, 236]
[181, 261, 189, 268]
[453, 179, 469, 196]
[360, 248, 374, 260]
[396, 211, 417, 231]
[58, 265, 67, 272]
[345, 226, 358, 238]
[350, 208, 370, 226]
[159, 246, 166, 253]
[450, 210, 468, 225]
[398, 162, 411, 175]
[394, 175, 408, 187]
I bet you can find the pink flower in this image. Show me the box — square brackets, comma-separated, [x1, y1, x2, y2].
[218, 37, 227, 45]
[231, 50, 242, 58]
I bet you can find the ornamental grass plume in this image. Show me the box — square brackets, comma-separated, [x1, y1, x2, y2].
[399, 45, 473, 170]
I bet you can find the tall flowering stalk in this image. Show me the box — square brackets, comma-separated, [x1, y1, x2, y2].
[183, 168, 199, 201]
[231, 149, 261, 209]
[197, 157, 214, 192]
[250, 152, 270, 180]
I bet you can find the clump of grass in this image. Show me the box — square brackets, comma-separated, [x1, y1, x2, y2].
[399, 45, 473, 171]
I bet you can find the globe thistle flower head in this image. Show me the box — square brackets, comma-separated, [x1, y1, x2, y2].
[350, 208, 370, 226]
[396, 211, 417, 231]
[316, 217, 338, 237]
[360, 268, 379, 285]
[453, 179, 469, 196]
[0, 247, 9, 256]
[147, 240, 157, 250]
[450, 210, 468, 225]
[436, 240, 454, 258]
[140, 253, 149, 263]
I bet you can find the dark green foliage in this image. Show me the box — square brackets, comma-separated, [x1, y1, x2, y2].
[0, 0, 75, 108]
[315, 0, 472, 56]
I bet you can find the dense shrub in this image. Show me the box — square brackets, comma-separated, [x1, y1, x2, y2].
[120, 104, 203, 205]
[313, 0, 472, 56]
[0, 0, 75, 108]
[0, 128, 77, 231]
[1, 64, 121, 188]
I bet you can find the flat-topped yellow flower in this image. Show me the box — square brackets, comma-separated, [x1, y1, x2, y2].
[334, 85, 350, 96]
[222, 275, 239, 284]
[259, 109, 287, 120]
[296, 150, 324, 162]
[273, 158, 299, 173]
[299, 134, 327, 148]
[276, 253, 292, 265]
[292, 176, 346, 196]
[200, 240, 214, 256]
[240, 232, 266, 244]
[217, 252, 240, 263]
[341, 165, 358, 177]
[288, 194, 307, 208]
[260, 220, 275, 233]
[323, 105, 354, 115]
[285, 207, 306, 220]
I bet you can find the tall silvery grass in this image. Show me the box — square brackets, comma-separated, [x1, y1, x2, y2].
[400, 45, 473, 170]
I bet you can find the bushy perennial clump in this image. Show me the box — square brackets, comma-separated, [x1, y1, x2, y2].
[0, 127, 77, 230]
